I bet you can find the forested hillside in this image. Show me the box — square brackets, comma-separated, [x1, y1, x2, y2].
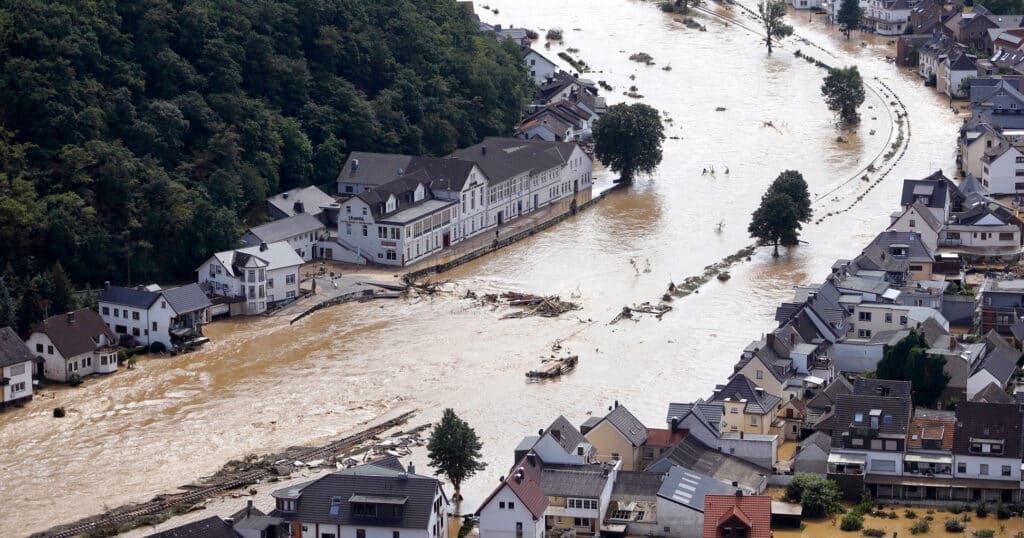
[0, 0, 532, 332]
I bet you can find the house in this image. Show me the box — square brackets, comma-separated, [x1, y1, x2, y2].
[943, 6, 998, 52]
[98, 283, 211, 351]
[539, 462, 618, 536]
[603, 471, 663, 536]
[477, 452, 548, 538]
[266, 185, 340, 227]
[888, 201, 942, 253]
[646, 434, 770, 494]
[850, 231, 935, 286]
[939, 48, 977, 98]
[899, 174, 962, 223]
[908, 0, 946, 35]
[805, 375, 853, 429]
[652, 466, 733, 538]
[777, 399, 807, 441]
[961, 124, 1005, 179]
[518, 101, 596, 142]
[709, 375, 782, 436]
[143, 515, 239, 538]
[864, 0, 911, 35]
[523, 47, 558, 85]
[900, 409, 956, 495]
[919, 33, 956, 81]
[789, 0, 824, 10]
[792, 432, 831, 475]
[951, 402, 1022, 503]
[845, 302, 948, 341]
[941, 200, 1024, 256]
[336, 152, 415, 195]
[230, 500, 288, 538]
[966, 331, 1019, 399]
[516, 415, 595, 465]
[823, 392, 912, 500]
[977, 278, 1024, 341]
[197, 241, 305, 315]
[583, 403, 649, 471]
[0, 326, 33, 408]
[271, 459, 451, 538]
[242, 213, 327, 262]
[979, 140, 1024, 196]
[701, 493, 772, 538]
[26, 309, 119, 383]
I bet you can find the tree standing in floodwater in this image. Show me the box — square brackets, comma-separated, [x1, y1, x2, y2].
[837, 0, 863, 39]
[748, 170, 811, 256]
[758, 0, 793, 55]
[821, 66, 866, 126]
[593, 103, 665, 184]
[427, 408, 487, 501]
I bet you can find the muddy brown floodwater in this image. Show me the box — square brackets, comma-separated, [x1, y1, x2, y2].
[0, 1, 961, 534]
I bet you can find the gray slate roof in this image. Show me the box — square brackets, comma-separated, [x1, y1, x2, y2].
[854, 379, 913, 399]
[32, 309, 116, 359]
[667, 400, 724, 434]
[98, 286, 161, 309]
[539, 464, 609, 497]
[597, 405, 648, 446]
[544, 415, 586, 454]
[971, 382, 1013, 403]
[245, 212, 325, 244]
[0, 326, 33, 368]
[798, 431, 832, 454]
[144, 516, 237, 538]
[656, 465, 732, 511]
[337, 152, 415, 187]
[611, 471, 664, 497]
[807, 376, 854, 411]
[973, 332, 1019, 384]
[450, 137, 579, 184]
[163, 284, 213, 315]
[645, 436, 768, 493]
[953, 402, 1022, 457]
[710, 375, 781, 415]
[830, 394, 912, 449]
[267, 185, 336, 218]
[901, 177, 950, 209]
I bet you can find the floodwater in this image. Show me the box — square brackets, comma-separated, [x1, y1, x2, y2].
[0, 1, 961, 534]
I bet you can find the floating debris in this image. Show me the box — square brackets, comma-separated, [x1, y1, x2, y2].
[526, 355, 578, 380]
[715, 106, 727, 112]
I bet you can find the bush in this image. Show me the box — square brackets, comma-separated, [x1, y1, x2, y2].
[972, 530, 995, 538]
[862, 529, 885, 537]
[457, 515, 474, 538]
[149, 341, 166, 354]
[784, 474, 843, 518]
[909, 519, 930, 535]
[53, 406, 66, 418]
[546, 28, 562, 40]
[841, 513, 864, 532]
[904, 509, 918, 519]
[949, 504, 964, 514]
[888, 511, 899, 519]
[854, 490, 873, 515]
[946, 518, 966, 532]
[68, 373, 82, 386]
[996, 501, 1011, 519]
[976, 503, 989, 518]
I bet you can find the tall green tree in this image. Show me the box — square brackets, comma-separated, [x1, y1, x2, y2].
[821, 66, 866, 126]
[593, 103, 666, 184]
[427, 408, 487, 500]
[16, 281, 45, 336]
[784, 474, 842, 518]
[0, 277, 17, 330]
[49, 262, 77, 315]
[768, 170, 812, 223]
[837, 0, 863, 39]
[758, 0, 794, 55]
[977, 0, 1024, 15]
[749, 190, 801, 256]
[877, 331, 950, 407]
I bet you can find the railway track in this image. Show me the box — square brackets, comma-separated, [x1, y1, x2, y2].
[38, 410, 418, 538]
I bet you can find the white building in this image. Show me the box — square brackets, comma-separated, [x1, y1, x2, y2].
[197, 241, 304, 315]
[477, 453, 548, 538]
[272, 460, 450, 538]
[0, 326, 34, 408]
[981, 140, 1024, 195]
[98, 283, 212, 351]
[242, 213, 327, 262]
[266, 185, 340, 225]
[951, 402, 1023, 503]
[864, 0, 911, 35]
[523, 48, 558, 85]
[847, 303, 949, 341]
[654, 466, 734, 538]
[27, 309, 119, 383]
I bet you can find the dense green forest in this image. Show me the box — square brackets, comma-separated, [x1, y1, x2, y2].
[0, 0, 533, 332]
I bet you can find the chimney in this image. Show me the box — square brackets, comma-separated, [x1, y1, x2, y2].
[104, 281, 111, 290]
[526, 453, 537, 467]
[670, 417, 679, 432]
[766, 332, 776, 347]
[408, 461, 416, 474]
[397, 168, 404, 176]
[283, 192, 289, 199]
[514, 468, 524, 483]
[551, 428, 561, 441]
[949, 336, 956, 351]
[294, 201, 305, 214]
[735, 490, 744, 497]
[224, 518, 234, 528]
[481, 146, 487, 155]
[246, 499, 253, 517]
[538, 428, 544, 436]
[260, 242, 269, 252]
[790, 332, 796, 345]
[66, 311, 75, 324]
[731, 481, 739, 487]
[352, 158, 360, 172]
[614, 400, 619, 409]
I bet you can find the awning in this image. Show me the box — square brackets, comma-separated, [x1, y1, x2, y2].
[867, 474, 1019, 489]
[904, 454, 952, 464]
[349, 494, 407, 505]
[600, 524, 627, 533]
[828, 453, 866, 465]
[803, 375, 825, 386]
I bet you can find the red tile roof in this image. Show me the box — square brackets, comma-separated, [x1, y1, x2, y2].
[702, 494, 772, 538]
[475, 453, 548, 520]
[907, 413, 956, 450]
[645, 428, 687, 448]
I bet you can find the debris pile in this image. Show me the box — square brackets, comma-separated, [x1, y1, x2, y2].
[526, 355, 579, 380]
[500, 292, 580, 319]
[610, 302, 672, 324]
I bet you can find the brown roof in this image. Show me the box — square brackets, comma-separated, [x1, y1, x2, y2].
[31, 309, 116, 359]
[702, 494, 772, 538]
[907, 411, 956, 450]
[476, 453, 548, 520]
[645, 428, 686, 448]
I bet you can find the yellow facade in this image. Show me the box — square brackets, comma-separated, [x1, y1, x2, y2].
[583, 419, 640, 471]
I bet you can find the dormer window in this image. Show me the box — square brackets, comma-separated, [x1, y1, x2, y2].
[330, 496, 342, 515]
[352, 503, 377, 517]
[276, 498, 296, 512]
[855, 412, 864, 422]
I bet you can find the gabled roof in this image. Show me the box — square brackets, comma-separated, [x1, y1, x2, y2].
[162, 284, 213, 315]
[667, 400, 724, 435]
[31, 309, 117, 358]
[476, 452, 548, 519]
[266, 185, 337, 218]
[143, 516, 237, 538]
[0, 326, 33, 368]
[900, 176, 951, 209]
[522, 46, 557, 67]
[646, 435, 769, 493]
[211, 241, 305, 276]
[543, 415, 587, 455]
[592, 405, 648, 446]
[710, 375, 782, 415]
[539, 464, 610, 498]
[972, 331, 1019, 384]
[656, 465, 732, 511]
[971, 382, 1013, 403]
[402, 157, 478, 193]
[337, 152, 415, 187]
[450, 137, 580, 184]
[854, 378, 913, 399]
[807, 376, 854, 411]
[797, 431, 832, 454]
[891, 201, 943, 233]
[245, 213, 325, 244]
[907, 409, 956, 450]
[830, 394, 912, 448]
[98, 286, 161, 309]
[953, 402, 1023, 457]
[702, 494, 772, 538]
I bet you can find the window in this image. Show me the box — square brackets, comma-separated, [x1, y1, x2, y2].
[132, 327, 140, 337]
[353, 504, 377, 517]
[394, 532, 400, 538]
[286, 291, 296, 298]
[132, 311, 139, 320]
[515, 523, 523, 538]
[858, 311, 872, 321]
[871, 439, 883, 450]
[36, 343, 43, 353]
[357, 531, 366, 538]
[981, 464, 989, 475]
[114, 309, 119, 318]
[1003, 465, 1012, 476]
[573, 518, 590, 528]
[1000, 232, 1015, 241]
[870, 459, 896, 472]
[329, 496, 341, 516]
[346, 223, 352, 235]
[852, 437, 864, 447]
[362, 225, 368, 237]
[47, 345, 53, 355]
[750, 416, 758, 426]
[958, 462, 966, 473]
[248, 270, 255, 283]
[321, 534, 336, 538]
[499, 502, 505, 509]
[885, 313, 892, 323]
[152, 322, 158, 331]
[362, 207, 367, 216]
[899, 315, 908, 325]
[858, 329, 872, 338]
[909, 219, 916, 227]
[509, 501, 516, 510]
[756, 369, 763, 380]
[11, 381, 24, 392]
[884, 440, 897, 451]
[286, 274, 296, 285]
[102, 307, 109, 315]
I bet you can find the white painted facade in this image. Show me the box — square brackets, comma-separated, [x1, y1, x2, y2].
[865, 0, 910, 35]
[243, 225, 325, 262]
[98, 297, 174, 348]
[981, 144, 1024, 195]
[718, 433, 779, 470]
[847, 304, 948, 341]
[2, 360, 32, 404]
[654, 497, 704, 538]
[483, 146, 592, 230]
[478, 484, 545, 538]
[197, 242, 303, 315]
[888, 207, 939, 253]
[963, 131, 1004, 179]
[954, 453, 1020, 501]
[295, 486, 448, 538]
[524, 50, 557, 85]
[26, 332, 118, 383]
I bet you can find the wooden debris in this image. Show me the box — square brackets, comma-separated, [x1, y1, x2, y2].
[526, 355, 578, 379]
[497, 292, 579, 319]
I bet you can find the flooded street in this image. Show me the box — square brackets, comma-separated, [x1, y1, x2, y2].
[0, 1, 962, 534]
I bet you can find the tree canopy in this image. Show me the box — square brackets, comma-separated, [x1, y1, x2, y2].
[758, 0, 793, 55]
[769, 170, 812, 223]
[593, 103, 665, 183]
[748, 170, 811, 256]
[977, 0, 1024, 15]
[877, 330, 950, 407]
[821, 66, 866, 126]
[0, 0, 532, 332]
[837, 0, 863, 39]
[784, 474, 842, 519]
[427, 408, 487, 499]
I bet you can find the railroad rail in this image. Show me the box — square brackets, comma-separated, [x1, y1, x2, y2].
[38, 410, 418, 538]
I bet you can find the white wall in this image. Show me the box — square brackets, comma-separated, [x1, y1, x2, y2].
[654, 498, 703, 538]
[793, 446, 829, 475]
[26, 332, 117, 382]
[830, 342, 885, 373]
[267, 265, 300, 304]
[479, 485, 543, 538]
[99, 299, 174, 348]
[889, 207, 939, 253]
[955, 454, 1021, 482]
[198, 258, 243, 298]
[299, 524, 427, 538]
[718, 436, 778, 469]
[2, 360, 32, 403]
[26, 333, 65, 382]
[525, 51, 556, 85]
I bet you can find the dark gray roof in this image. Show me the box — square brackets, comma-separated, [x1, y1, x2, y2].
[402, 156, 478, 193]
[973, 338, 1019, 385]
[337, 152, 415, 187]
[267, 185, 337, 218]
[900, 177, 950, 209]
[144, 516, 237, 538]
[953, 402, 1023, 457]
[667, 400, 724, 433]
[539, 464, 609, 497]
[277, 461, 441, 530]
[807, 376, 853, 411]
[710, 375, 782, 415]
[0, 327, 32, 368]
[656, 465, 732, 511]
[245, 212, 325, 244]
[645, 436, 768, 493]
[450, 137, 579, 184]
[163, 284, 213, 315]
[98, 285, 161, 309]
[798, 431, 832, 454]
[853, 231, 935, 275]
[544, 415, 586, 454]
[830, 394, 912, 449]
[854, 379, 913, 399]
[612, 471, 664, 497]
[596, 405, 648, 446]
[971, 382, 1013, 403]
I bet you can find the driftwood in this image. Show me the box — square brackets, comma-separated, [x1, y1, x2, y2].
[526, 355, 579, 379]
[498, 292, 579, 319]
[611, 302, 672, 324]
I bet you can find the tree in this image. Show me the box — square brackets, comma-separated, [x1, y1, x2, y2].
[0, 276, 16, 330]
[16, 281, 45, 336]
[49, 262, 77, 315]
[758, 0, 793, 55]
[977, 0, 1024, 15]
[749, 190, 800, 256]
[784, 474, 842, 518]
[768, 170, 812, 223]
[593, 103, 665, 184]
[821, 66, 866, 126]
[958, 76, 976, 99]
[876, 330, 950, 407]
[427, 408, 486, 500]
[837, 0, 863, 39]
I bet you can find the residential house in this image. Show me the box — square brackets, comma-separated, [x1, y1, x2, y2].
[972, 381, 1014, 402]
[789, 0, 824, 10]
[822, 393, 912, 500]
[899, 174, 962, 223]
[143, 516, 240, 538]
[145, 505, 286, 538]
[538, 462, 618, 536]
[0, 326, 33, 408]
[477, 452, 548, 538]
[516, 415, 596, 466]
[98, 283, 211, 350]
[941, 200, 1024, 256]
[792, 432, 831, 476]
[197, 241, 305, 316]
[27, 309, 119, 383]
[523, 47, 557, 85]
[645, 435, 769, 494]
[938, 48, 977, 98]
[943, 6, 998, 52]
[850, 231, 936, 286]
[709, 375, 782, 436]
[805, 375, 853, 429]
[336, 152, 415, 195]
[919, 33, 957, 81]
[666, 396, 779, 470]
[701, 493, 772, 538]
[242, 213, 327, 262]
[977, 278, 1024, 340]
[603, 471, 663, 537]
[266, 185, 340, 228]
[966, 330, 1019, 399]
[778, 399, 807, 441]
[532, 72, 587, 110]
[651, 466, 733, 538]
[735, 322, 832, 403]
[888, 201, 942, 253]
[640, 427, 687, 472]
[271, 459, 451, 538]
[951, 402, 1022, 503]
[908, 0, 946, 34]
[845, 302, 949, 341]
[865, 0, 911, 35]
[978, 139, 1024, 195]
[900, 409, 956, 498]
[518, 100, 596, 142]
[961, 123, 1005, 179]
[583, 403, 649, 471]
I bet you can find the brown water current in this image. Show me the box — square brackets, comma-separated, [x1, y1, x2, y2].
[0, 1, 961, 534]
